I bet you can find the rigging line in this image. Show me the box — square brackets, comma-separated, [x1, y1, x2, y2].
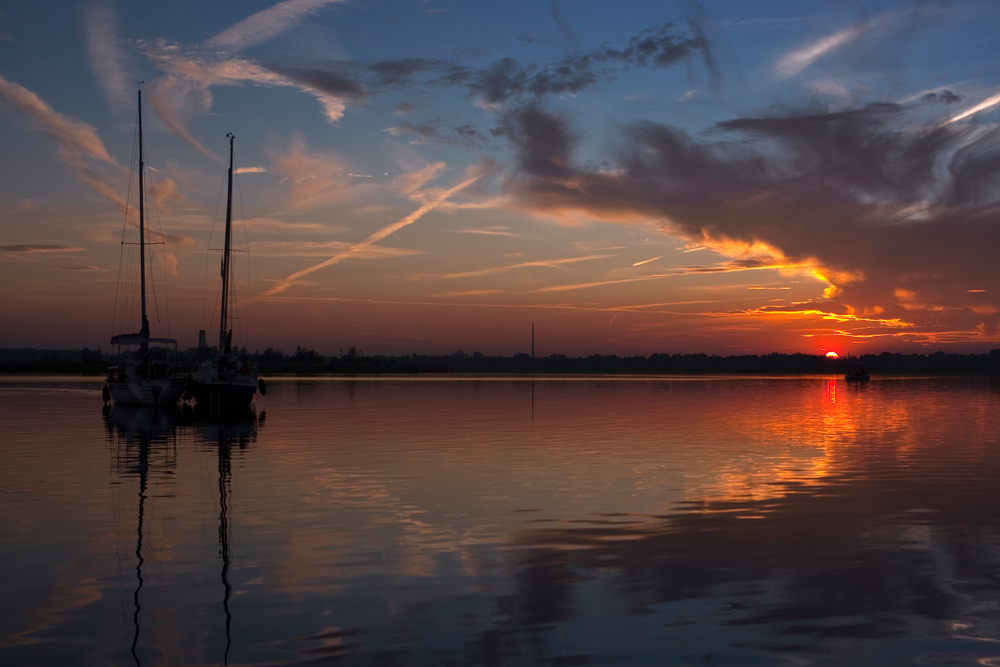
[140, 136, 163, 330]
[113, 111, 140, 339]
[236, 172, 250, 351]
[236, 174, 250, 348]
[203, 176, 226, 338]
[147, 155, 172, 338]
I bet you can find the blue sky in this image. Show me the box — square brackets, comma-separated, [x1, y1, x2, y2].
[2, 0, 1000, 356]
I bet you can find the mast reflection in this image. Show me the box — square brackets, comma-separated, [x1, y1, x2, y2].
[193, 404, 258, 665]
[105, 405, 180, 667]
[104, 403, 259, 666]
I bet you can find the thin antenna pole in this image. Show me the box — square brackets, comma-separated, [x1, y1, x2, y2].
[531, 323, 534, 359]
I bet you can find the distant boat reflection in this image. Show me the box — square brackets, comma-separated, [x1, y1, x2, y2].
[104, 404, 259, 666]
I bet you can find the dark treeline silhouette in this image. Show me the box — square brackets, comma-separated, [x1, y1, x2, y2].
[8, 346, 1000, 376]
[0, 347, 110, 373]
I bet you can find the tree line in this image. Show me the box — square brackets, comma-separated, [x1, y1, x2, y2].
[7, 346, 1000, 375]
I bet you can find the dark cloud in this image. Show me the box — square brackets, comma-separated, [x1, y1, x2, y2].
[498, 103, 1000, 342]
[922, 90, 961, 104]
[368, 58, 441, 86]
[389, 119, 489, 147]
[465, 57, 598, 105]
[460, 25, 703, 105]
[266, 23, 705, 113]
[436, 65, 473, 87]
[591, 23, 704, 69]
[493, 106, 576, 180]
[453, 124, 488, 147]
[389, 120, 440, 142]
[267, 63, 369, 99]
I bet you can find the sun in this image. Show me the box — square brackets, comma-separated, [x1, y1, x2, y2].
[825, 351, 839, 359]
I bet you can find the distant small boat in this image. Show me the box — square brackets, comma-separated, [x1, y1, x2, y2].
[845, 364, 870, 382]
[188, 134, 265, 409]
[104, 89, 184, 406]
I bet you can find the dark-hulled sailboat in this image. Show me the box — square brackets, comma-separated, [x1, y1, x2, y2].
[104, 89, 184, 406]
[188, 134, 264, 408]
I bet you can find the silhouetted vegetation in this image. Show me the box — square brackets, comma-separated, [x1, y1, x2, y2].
[0, 347, 111, 374]
[7, 346, 1000, 376]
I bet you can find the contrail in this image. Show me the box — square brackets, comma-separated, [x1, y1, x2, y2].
[947, 91, 1000, 125]
[261, 172, 482, 296]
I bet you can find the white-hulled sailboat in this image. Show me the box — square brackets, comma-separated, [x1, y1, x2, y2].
[104, 89, 184, 406]
[188, 134, 265, 409]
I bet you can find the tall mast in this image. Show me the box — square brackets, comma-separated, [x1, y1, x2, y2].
[219, 134, 234, 354]
[138, 89, 149, 338]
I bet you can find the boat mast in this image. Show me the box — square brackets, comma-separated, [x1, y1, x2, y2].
[219, 134, 234, 354]
[138, 89, 149, 339]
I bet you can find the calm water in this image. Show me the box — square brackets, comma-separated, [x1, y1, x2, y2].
[3, 375, 1000, 666]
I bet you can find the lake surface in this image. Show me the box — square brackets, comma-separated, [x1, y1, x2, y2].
[2, 375, 1000, 666]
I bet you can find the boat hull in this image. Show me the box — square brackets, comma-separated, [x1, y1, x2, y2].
[106, 377, 185, 406]
[189, 379, 257, 408]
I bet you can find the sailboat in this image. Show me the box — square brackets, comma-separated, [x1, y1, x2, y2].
[104, 89, 185, 406]
[188, 134, 265, 408]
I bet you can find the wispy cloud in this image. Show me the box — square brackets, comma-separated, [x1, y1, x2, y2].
[143, 43, 361, 157]
[147, 74, 220, 161]
[946, 91, 1000, 125]
[252, 240, 422, 259]
[776, 20, 872, 78]
[269, 137, 351, 210]
[775, 6, 946, 79]
[257, 294, 729, 319]
[419, 254, 615, 281]
[83, 0, 129, 109]
[0, 71, 130, 211]
[205, 0, 346, 52]
[0, 72, 112, 163]
[0, 73, 191, 246]
[139, 0, 361, 149]
[56, 264, 105, 271]
[453, 227, 531, 238]
[243, 217, 331, 233]
[0, 245, 86, 253]
[262, 165, 487, 296]
[432, 289, 505, 298]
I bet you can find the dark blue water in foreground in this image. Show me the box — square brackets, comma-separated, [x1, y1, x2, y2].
[2, 375, 1000, 665]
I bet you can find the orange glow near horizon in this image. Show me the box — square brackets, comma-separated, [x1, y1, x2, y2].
[825, 351, 839, 358]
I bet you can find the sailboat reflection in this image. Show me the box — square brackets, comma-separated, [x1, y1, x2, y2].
[104, 404, 259, 666]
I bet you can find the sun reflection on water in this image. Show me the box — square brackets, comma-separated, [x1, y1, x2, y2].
[3, 377, 1000, 666]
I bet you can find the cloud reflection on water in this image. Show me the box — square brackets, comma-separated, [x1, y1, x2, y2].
[3, 378, 1000, 665]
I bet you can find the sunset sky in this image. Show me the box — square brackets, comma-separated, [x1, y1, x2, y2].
[2, 0, 1000, 356]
